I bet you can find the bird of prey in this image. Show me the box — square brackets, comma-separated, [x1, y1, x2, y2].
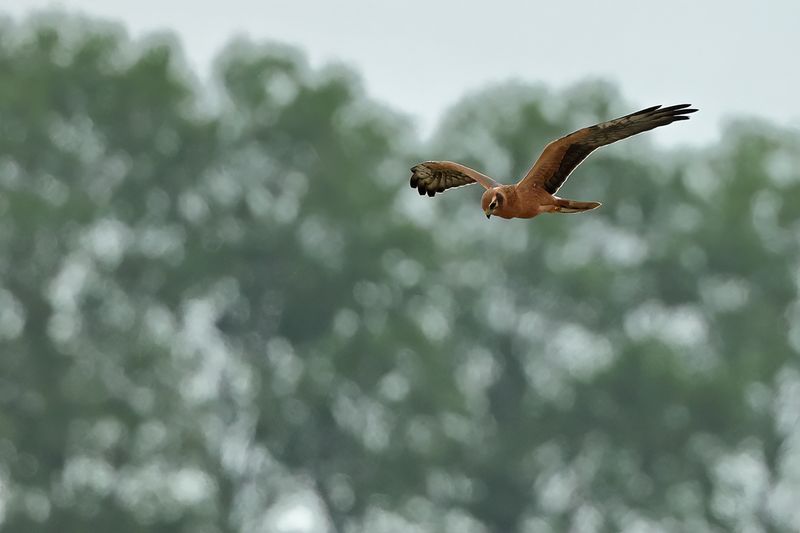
[409, 104, 697, 219]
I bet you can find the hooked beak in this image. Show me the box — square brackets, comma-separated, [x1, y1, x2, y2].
[485, 210, 492, 219]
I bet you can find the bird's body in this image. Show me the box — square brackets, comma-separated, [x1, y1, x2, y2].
[410, 104, 697, 220]
[478, 184, 600, 219]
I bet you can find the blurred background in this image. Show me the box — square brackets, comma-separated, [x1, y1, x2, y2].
[1, 3, 799, 533]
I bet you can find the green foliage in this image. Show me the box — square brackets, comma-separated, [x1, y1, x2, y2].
[1, 12, 799, 533]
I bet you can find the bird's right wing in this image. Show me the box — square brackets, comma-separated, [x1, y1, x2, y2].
[409, 161, 500, 197]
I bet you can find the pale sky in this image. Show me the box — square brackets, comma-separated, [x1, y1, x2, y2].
[4, 0, 800, 147]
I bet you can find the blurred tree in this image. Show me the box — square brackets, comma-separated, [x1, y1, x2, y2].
[1, 11, 799, 533]
[0, 13, 225, 533]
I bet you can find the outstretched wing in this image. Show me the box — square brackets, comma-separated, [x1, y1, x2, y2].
[409, 161, 500, 197]
[517, 104, 698, 194]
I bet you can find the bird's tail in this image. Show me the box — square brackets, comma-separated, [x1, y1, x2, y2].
[554, 198, 602, 213]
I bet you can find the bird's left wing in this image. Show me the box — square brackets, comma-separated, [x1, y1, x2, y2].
[517, 104, 698, 194]
[410, 161, 500, 197]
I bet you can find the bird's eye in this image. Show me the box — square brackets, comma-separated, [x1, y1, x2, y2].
[489, 202, 496, 210]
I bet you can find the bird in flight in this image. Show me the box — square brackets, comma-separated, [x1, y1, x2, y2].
[409, 104, 697, 219]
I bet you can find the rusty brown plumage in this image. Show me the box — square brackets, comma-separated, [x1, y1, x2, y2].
[410, 103, 697, 220]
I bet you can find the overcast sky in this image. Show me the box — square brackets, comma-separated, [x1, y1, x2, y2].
[4, 0, 799, 147]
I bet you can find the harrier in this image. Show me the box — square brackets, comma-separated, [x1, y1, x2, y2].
[409, 104, 697, 219]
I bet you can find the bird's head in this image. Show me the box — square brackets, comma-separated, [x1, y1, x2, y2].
[481, 188, 505, 219]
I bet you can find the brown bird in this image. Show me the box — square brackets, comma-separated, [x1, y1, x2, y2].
[409, 104, 697, 219]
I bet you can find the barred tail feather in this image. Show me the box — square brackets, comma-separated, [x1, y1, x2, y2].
[555, 198, 602, 213]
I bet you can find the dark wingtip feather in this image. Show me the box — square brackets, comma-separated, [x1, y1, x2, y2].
[638, 104, 662, 114]
[417, 186, 426, 196]
[410, 175, 418, 188]
[642, 103, 699, 117]
[649, 104, 698, 125]
[659, 104, 698, 115]
[660, 103, 692, 111]
[427, 189, 436, 197]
